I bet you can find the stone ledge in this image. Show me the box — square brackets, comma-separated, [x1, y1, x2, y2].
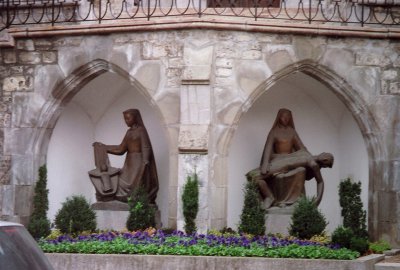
[46, 253, 384, 270]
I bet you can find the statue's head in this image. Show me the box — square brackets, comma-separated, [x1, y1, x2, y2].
[274, 108, 295, 129]
[316, 152, 334, 168]
[123, 109, 140, 127]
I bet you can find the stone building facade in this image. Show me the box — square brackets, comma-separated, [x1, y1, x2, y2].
[0, 3, 399, 245]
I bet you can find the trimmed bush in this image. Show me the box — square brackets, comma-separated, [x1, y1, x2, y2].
[331, 226, 354, 249]
[28, 165, 51, 239]
[182, 173, 199, 234]
[289, 196, 327, 239]
[349, 236, 369, 254]
[55, 195, 96, 234]
[126, 186, 155, 231]
[239, 181, 266, 235]
[339, 178, 368, 239]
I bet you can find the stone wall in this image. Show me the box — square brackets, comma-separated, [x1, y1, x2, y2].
[0, 30, 399, 245]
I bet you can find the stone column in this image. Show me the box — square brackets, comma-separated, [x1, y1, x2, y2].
[177, 43, 213, 233]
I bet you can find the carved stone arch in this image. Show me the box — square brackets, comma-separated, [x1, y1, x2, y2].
[32, 58, 165, 161]
[226, 59, 384, 238]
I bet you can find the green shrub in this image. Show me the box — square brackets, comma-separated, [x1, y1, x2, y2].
[239, 181, 266, 235]
[28, 165, 51, 239]
[289, 196, 327, 239]
[339, 178, 368, 239]
[126, 186, 155, 231]
[369, 240, 391, 253]
[182, 173, 199, 234]
[55, 195, 96, 234]
[331, 226, 354, 249]
[349, 236, 369, 254]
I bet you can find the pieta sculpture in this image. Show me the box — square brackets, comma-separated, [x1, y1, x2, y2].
[247, 108, 334, 208]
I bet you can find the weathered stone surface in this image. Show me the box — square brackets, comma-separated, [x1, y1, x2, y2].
[0, 155, 11, 185]
[1, 185, 14, 215]
[293, 36, 326, 62]
[181, 85, 210, 125]
[134, 62, 161, 96]
[11, 155, 34, 185]
[18, 52, 41, 64]
[242, 50, 262, 60]
[320, 48, 354, 80]
[382, 70, 398, 80]
[14, 185, 33, 216]
[346, 67, 380, 104]
[16, 40, 35, 51]
[236, 60, 271, 96]
[178, 125, 209, 152]
[46, 253, 384, 270]
[215, 67, 232, 77]
[389, 82, 400, 95]
[356, 52, 391, 67]
[3, 51, 17, 64]
[42, 51, 57, 64]
[3, 76, 33, 92]
[264, 46, 295, 73]
[156, 91, 180, 124]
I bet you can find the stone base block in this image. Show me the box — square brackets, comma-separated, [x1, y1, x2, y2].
[95, 210, 130, 231]
[265, 207, 295, 236]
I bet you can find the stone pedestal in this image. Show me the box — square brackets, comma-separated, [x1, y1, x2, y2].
[92, 201, 130, 231]
[265, 207, 295, 236]
[92, 201, 162, 231]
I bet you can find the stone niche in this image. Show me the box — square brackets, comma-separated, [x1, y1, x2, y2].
[227, 72, 369, 234]
[46, 72, 170, 227]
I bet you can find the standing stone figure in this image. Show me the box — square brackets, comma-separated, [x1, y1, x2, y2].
[89, 109, 159, 204]
[247, 108, 333, 208]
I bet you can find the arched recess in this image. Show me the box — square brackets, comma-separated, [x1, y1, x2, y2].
[226, 60, 383, 236]
[32, 59, 171, 226]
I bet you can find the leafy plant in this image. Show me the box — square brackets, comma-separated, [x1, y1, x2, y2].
[339, 178, 368, 239]
[182, 173, 199, 234]
[239, 181, 266, 235]
[54, 195, 96, 234]
[289, 196, 327, 239]
[349, 236, 369, 254]
[39, 230, 360, 260]
[28, 165, 51, 239]
[369, 240, 391, 254]
[126, 186, 155, 231]
[331, 226, 354, 249]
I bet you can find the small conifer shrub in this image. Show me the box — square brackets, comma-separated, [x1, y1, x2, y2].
[239, 181, 266, 235]
[126, 186, 155, 231]
[182, 173, 199, 234]
[54, 195, 96, 234]
[28, 165, 51, 239]
[331, 226, 354, 249]
[339, 178, 368, 239]
[289, 196, 327, 239]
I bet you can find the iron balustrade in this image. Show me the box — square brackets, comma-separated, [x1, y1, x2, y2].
[0, 0, 399, 31]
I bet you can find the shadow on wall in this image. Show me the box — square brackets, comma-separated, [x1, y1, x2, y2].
[47, 72, 170, 227]
[227, 72, 368, 233]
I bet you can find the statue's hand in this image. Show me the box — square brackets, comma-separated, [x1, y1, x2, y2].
[261, 163, 271, 175]
[143, 160, 149, 166]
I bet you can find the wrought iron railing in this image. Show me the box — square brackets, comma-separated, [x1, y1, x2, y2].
[0, 0, 399, 31]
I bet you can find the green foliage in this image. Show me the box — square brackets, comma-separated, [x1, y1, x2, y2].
[126, 186, 155, 231]
[369, 240, 391, 254]
[39, 236, 359, 260]
[28, 165, 51, 239]
[182, 173, 199, 234]
[54, 195, 96, 234]
[349, 237, 369, 255]
[239, 181, 266, 235]
[339, 178, 368, 239]
[331, 226, 354, 249]
[289, 196, 327, 239]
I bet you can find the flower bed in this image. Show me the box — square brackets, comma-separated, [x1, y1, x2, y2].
[40, 230, 359, 260]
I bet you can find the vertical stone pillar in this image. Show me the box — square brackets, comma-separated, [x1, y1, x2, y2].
[177, 43, 213, 233]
